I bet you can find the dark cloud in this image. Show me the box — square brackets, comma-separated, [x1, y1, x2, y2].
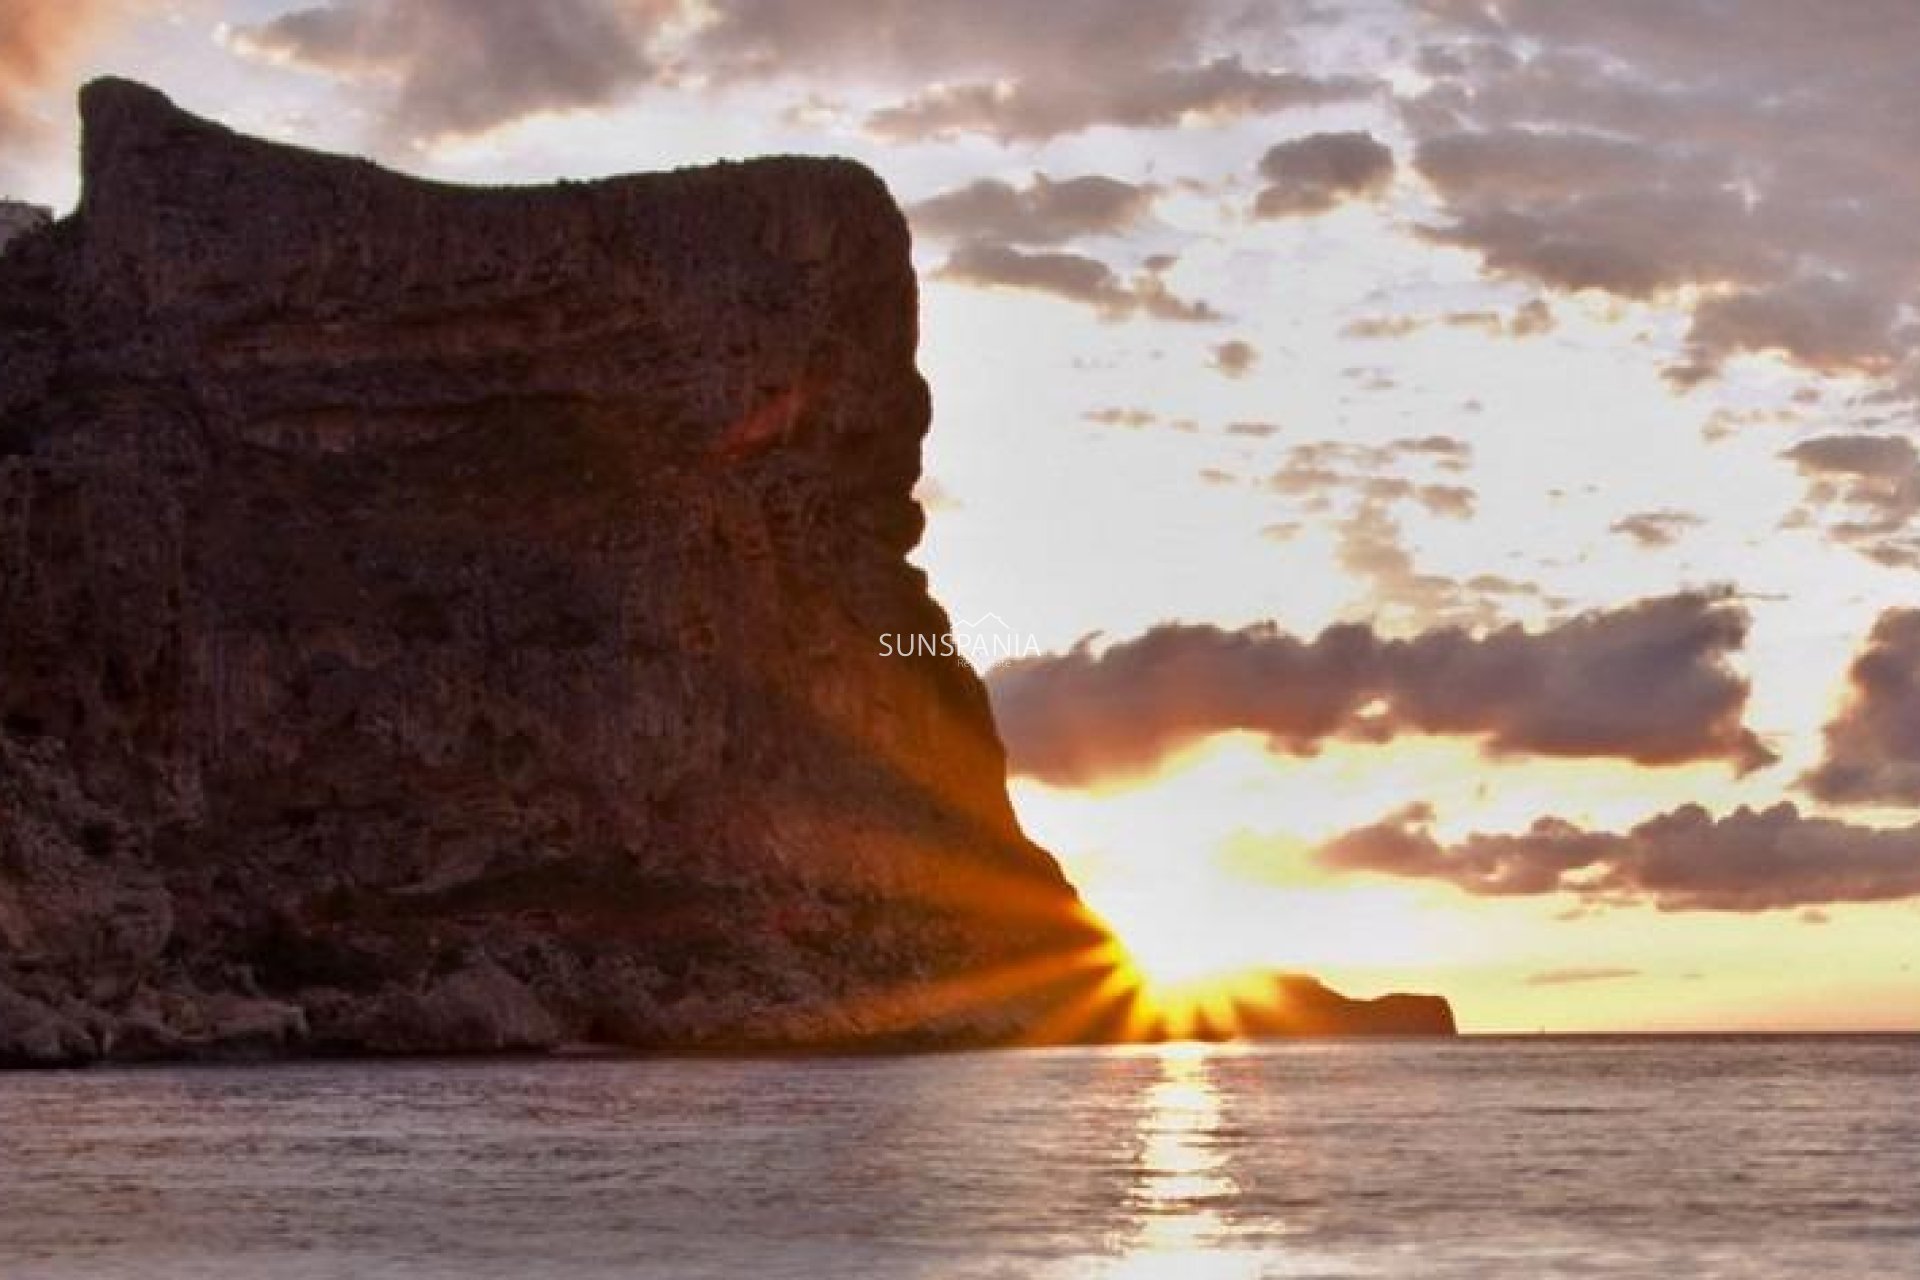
[909, 174, 1157, 246]
[988, 592, 1774, 787]
[1802, 609, 1920, 806]
[1782, 434, 1920, 567]
[226, 0, 1373, 146]
[227, 0, 663, 145]
[1412, 129, 1755, 299]
[1672, 280, 1898, 388]
[692, 0, 1210, 84]
[1526, 967, 1639, 986]
[936, 240, 1221, 323]
[1612, 510, 1704, 550]
[689, 1, 1372, 140]
[1211, 339, 1259, 378]
[1254, 130, 1395, 218]
[1321, 799, 1920, 912]
[1409, 0, 1920, 398]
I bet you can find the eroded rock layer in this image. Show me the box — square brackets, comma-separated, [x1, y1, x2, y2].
[0, 81, 1116, 1064]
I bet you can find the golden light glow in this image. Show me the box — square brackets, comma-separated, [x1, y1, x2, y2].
[1004, 733, 1920, 1035]
[1102, 1047, 1271, 1279]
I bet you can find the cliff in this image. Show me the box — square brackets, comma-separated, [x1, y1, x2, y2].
[0, 82, 1450, 1065]
[0, 80, 1120, 1064]
[0, 202, 49, 249]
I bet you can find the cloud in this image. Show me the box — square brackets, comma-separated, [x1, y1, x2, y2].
[1444, 299, 1557, 337]
[1083, 406, 1199, 435]
[0, 0, 120, 149]
[1671, 279, 1899, 388]
[1268, 437, 1475, 491]
[1526, 967, 1639, 986]
[1320, 798, 1920, 912]
[936, 240, 1221, 322]
[1508, 297, 1556, 336]
[1782, 434, 1920, 567]
[1392, 435, 1474, 471]
[1343, 299, 1553, 340]
[1332, 493, 1506, 626]
[1440, 310, 1501, 332]
[1260, 436, 1506, 625]
[692, 0, 1210, 84]
[1802, 609, 1920, 806]
[1411, 129, 1756, 298]
[1225, 420, 1282, 439]
[1612, 510, 1704, 550]
[1342, 314, 1426, 340]
[867, 59, 1372, 143]
[231, 0, 1353, 147]
[987, 592, 1774, 787]
[689, 1, 1372, 140]
[1408, 0, 1920, 398]
[1083, 407, 1160, 430]
[226, 0, 664, 145]
[910, 173, 1157, 245]
[1254, 130, 1395, 218]
[207, 2, 1370, 148]
[1211, 339, 1258, 378]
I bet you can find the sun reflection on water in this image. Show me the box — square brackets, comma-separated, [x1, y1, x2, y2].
[1101, 1045, 1268, 1280]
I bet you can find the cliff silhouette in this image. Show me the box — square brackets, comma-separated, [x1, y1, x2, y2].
[0, 82, 1450, 1064]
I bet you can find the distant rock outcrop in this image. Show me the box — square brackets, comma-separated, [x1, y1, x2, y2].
[1239, 976, 1457, 1038]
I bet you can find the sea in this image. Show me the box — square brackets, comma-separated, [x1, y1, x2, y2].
[2, 1037, 1915, 1278]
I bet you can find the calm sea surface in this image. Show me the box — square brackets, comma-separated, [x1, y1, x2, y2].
[2, 1037, 1916, 1278]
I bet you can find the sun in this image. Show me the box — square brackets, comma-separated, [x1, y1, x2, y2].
[1098, 887, 1264, 993]
[1083, 877, 1281, 1039]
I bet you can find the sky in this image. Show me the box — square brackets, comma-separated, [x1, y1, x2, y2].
[5, 0, 1919, 1032]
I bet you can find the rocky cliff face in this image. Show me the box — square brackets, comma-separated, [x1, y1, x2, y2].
[0, 81, 1120, 1064]
[0, 202, 50, 249]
